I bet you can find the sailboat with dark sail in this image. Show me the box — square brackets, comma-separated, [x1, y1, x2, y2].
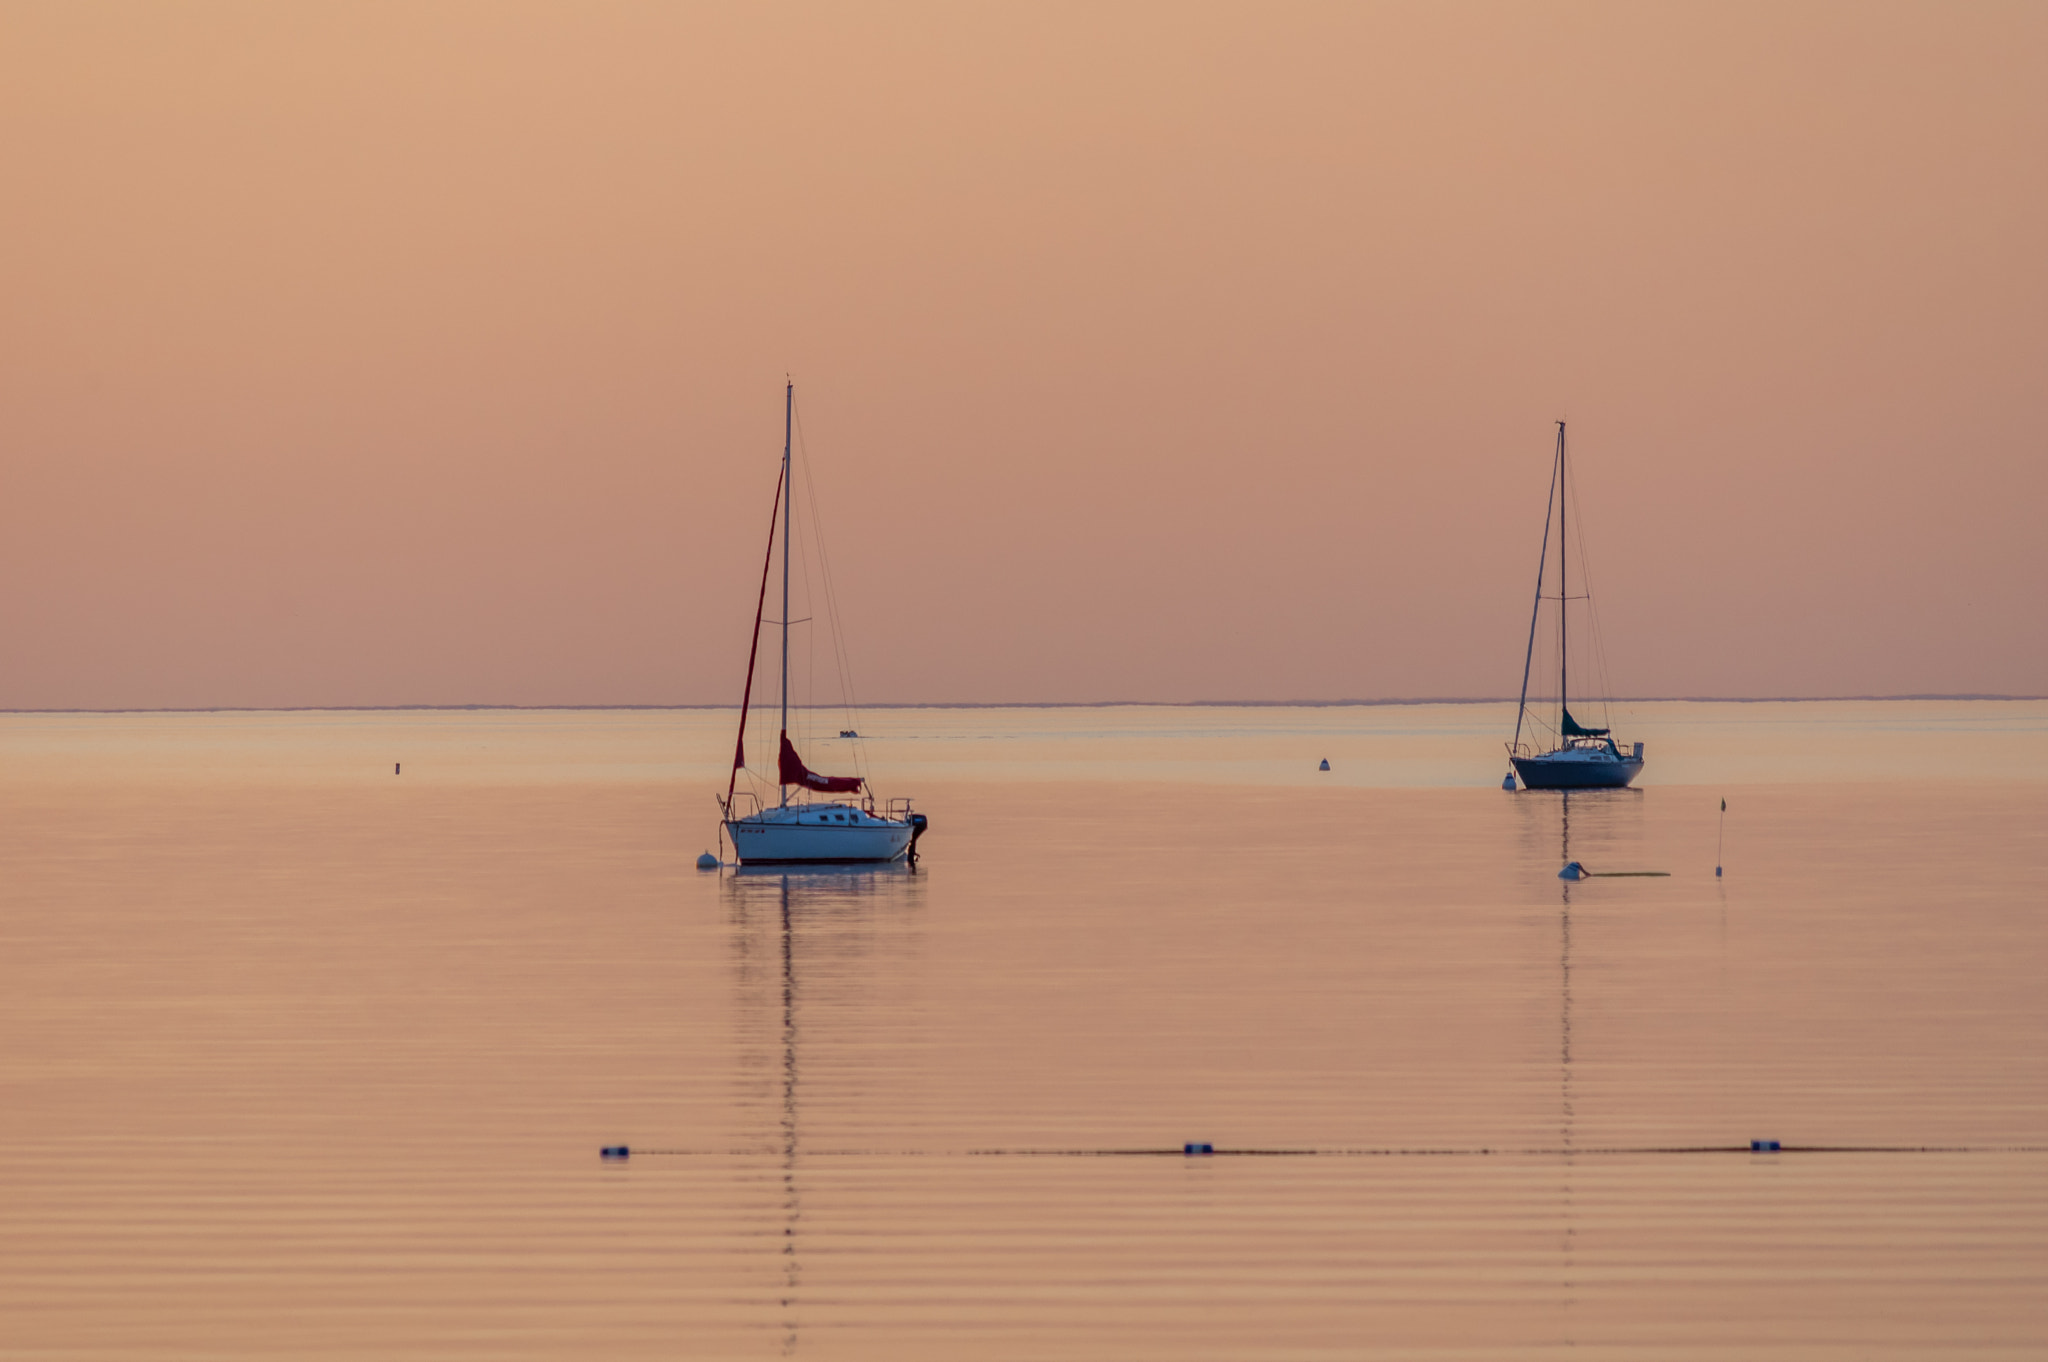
[718, 382, 928, 864]
[1506, 421, 1644, 791]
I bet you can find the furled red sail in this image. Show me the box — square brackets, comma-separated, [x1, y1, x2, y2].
[779, 732, 863, 793]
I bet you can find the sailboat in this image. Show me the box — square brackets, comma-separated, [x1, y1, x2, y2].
[1506, 421, 1644, 791]
[718, 382, 928, 864]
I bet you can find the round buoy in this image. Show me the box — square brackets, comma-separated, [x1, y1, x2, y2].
[696, 852, 720, 870]
[1318, 759, 1331, 771]
[1501, 772, 1516, 790]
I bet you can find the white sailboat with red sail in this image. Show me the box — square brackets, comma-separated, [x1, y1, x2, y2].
[717, 383, 927, 865]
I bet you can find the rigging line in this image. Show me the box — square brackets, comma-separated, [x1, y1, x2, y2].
[794, 414, 843, 766]
[792, 409, 845, 720]
[791, 404, 829, 765]
[789, 404, 838, 774]
[795, 404, 862, 749]
[785, 440, 814, 757]
[791, 398, 869, 783]
[1563, 451, 1618, 729]
[728, 461, 785, 810]
[1513, 427, 1563, 754]
[799, 488, 818, 752]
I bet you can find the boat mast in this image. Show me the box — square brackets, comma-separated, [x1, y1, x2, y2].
[1512, 429, 1562, 755]
[780, 379, 793, 808]
[1557, 421, 1567, 737]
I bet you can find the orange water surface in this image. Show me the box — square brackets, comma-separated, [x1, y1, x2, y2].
[3, 704, 2044, 1358]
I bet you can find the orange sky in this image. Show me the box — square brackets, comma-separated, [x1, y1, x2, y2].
[3, 2, 2043, 708]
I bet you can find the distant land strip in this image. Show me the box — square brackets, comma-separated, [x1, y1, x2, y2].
[3, 695, 2043, 715]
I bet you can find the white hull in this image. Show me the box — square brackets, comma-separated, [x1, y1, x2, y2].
[725, 804, 914, 864]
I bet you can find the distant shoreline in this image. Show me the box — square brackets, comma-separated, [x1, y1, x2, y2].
[3, 695, 2041, 715]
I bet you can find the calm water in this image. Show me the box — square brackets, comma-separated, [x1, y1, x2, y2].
[3, 703, 2045, 1359]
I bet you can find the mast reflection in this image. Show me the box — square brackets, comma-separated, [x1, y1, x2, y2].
[722, 865, 926, 1355]
[1559, 792, 1576, 1345]
[1560, 793, 1574, 1153]
[1514, 787, 1649, 1345]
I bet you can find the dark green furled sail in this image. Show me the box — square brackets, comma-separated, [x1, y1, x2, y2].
[1560, 707, 1609, 738]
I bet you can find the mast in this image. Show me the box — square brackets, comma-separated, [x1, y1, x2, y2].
[1557, 421, 1567, 735]
[780, 380, 793, 807]
[1512, 430, 1562, 754]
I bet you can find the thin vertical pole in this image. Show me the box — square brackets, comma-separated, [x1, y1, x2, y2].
[780, 380, 793, 807]
[1512, 433, 1561, 755]
[1557, 421, 1568, 733]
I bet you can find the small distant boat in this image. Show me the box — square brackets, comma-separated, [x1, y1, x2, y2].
[718, 383, 927, 864]
[1506, 422, 1643, 791]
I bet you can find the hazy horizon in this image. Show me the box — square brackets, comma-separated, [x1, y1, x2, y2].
[5, 2, 2044, 709]
[6, 693, 2045, 716]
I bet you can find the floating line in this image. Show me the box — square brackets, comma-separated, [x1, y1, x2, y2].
[605, 1144, 2047, 1160]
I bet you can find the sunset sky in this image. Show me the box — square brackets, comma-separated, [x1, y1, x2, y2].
[3, 2, 2043, 708]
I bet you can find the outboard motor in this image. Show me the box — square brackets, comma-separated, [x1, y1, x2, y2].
[907, 813, 930, 863]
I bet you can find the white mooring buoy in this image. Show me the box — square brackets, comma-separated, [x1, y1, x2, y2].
[696, 852, 720, 870]
[1501, 771, 1516, 790]
[1318, 759, 1331, 771]
[1559, 861, 1585, 881]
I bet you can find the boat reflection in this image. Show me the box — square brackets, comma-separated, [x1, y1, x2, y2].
[721, 865, 926, 1353]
